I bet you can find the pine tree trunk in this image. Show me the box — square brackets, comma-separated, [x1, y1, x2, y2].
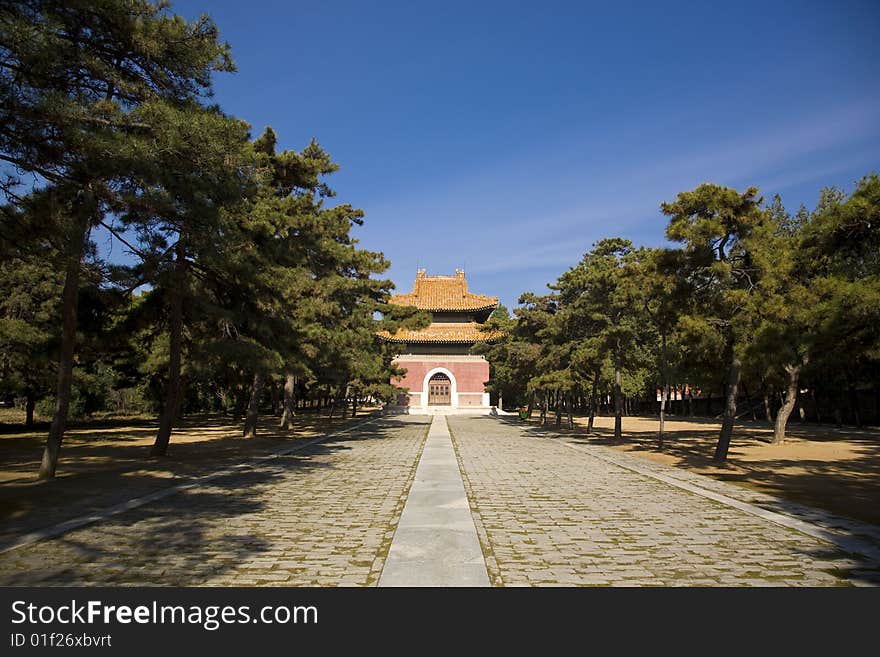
[714, 353, 742, 462]
[341, 385, 350, 419]
[25, 389, 36, 428]
[540, 391, 547, 426]
[773, 361, 804, 443]
[741, 381, 756, 421]
[329, 387, 342, 420]
[810, 387, 822, 424]
[527, 391, 534, 419]
[614, 367, 623, 439]
[848, 383, 862, 428]
[39, 206, 91, 479]
[587, 371, 599, 433]
[659, 384, 668, 450]
[235, 383, 248, 418]
[351, 393, 357, 418]
[270, 380, 279, 416]
[280, 372, 296, 429]
[555, 390, 562, 429]
[567, 392, 574, 429]
[243, 372, 264, 438]
[763, 387, 772, 423]
[151, 240, 186, 457]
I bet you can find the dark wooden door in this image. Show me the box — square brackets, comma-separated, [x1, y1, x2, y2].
[428, 374, 451, 405]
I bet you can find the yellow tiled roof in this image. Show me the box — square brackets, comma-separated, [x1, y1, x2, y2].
[389, 269, 498, 312]
[378, 322, 504, 344]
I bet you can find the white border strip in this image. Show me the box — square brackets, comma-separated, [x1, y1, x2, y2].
[0, 417, 379, 555]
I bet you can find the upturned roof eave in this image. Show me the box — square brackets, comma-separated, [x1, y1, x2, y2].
[386, 299, 499, 313]
[377, 336, 498, 344]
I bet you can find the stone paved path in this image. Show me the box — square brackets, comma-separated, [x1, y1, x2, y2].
[0, 416, 429, 586]
[448, 416, 880, 587]
[2, 413, 879, 586]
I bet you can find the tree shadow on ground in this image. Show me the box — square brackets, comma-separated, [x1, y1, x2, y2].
[0, 415, 420, 586]
[468, 415, 880, 586]
[0, 461, 294, 586]
[494, 414, 880, 526]
[0, 412, 386, 530]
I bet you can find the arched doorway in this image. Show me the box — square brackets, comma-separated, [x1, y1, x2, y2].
[428, 372, 451, 406]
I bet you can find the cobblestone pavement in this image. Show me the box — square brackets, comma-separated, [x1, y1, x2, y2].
[0, 416, 429, 586]
[448, 416, 880, 587]
[4, 413, 879, 587]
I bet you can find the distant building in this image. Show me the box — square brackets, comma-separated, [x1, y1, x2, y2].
[378, 269, 501, 414]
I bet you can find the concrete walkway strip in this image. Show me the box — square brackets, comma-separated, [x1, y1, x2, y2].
[379, 415, 490, 587]
[0, 417, 379, 555]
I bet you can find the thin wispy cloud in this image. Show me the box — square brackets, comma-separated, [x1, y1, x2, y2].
[370, 96, 879, 302]
[509, 98, 880, 231]
[157, 2, 880, 309]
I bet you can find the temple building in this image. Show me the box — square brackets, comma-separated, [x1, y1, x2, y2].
[379, 269, 502, 414]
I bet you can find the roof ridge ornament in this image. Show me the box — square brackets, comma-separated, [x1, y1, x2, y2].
[388, 269, 498, 312]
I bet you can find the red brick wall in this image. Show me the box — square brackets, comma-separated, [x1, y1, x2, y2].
[393, 359, 489, 394]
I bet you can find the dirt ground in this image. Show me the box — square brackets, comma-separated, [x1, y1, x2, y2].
[0, 408, 377, 538]
[523, 413, 880, 526]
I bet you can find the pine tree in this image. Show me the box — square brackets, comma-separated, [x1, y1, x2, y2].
[1, 0, 235, 477]
[661, 184, 766, 461]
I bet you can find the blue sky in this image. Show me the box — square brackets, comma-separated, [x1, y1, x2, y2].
[170, 0, 879, 309]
